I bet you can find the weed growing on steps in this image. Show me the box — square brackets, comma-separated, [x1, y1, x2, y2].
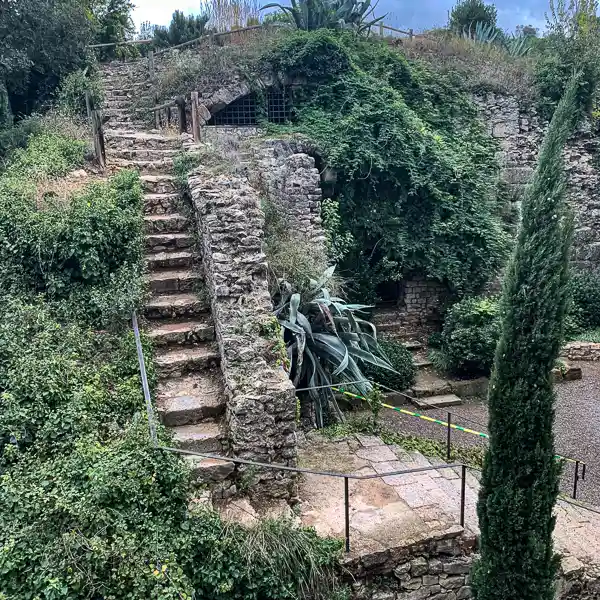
[322, 416, 486, 469]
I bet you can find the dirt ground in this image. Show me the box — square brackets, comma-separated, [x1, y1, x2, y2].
[376, 362, 600, 505]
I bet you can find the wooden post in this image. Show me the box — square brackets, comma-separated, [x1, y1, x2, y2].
[409, 28, 414, 41]
[166, 105, 172, 127]
[91, 110, 106, 170]
[148, 50, 155, 80]
[154, 91, 160, 129]
[191, 91, 200, 142]
[379, 22, 384, 37]
[176, 96, 187, 134]
[85, 90, 93, 120]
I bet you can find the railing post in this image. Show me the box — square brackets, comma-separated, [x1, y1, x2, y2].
[176, 96, 187, 134]
[379, 22, 384, 37]
[154, 91, 161, 130]
[191, 91, 201, 142]
[446, 412, 452, 461]
[344, 477, 350, 552]
[409, 28, 414, 41]
[91, 109, 106, 170]
[148, 49, 155, 81]
[460, 465, 466, 527]
[573, 460, 580, 500]
[85, 90, 93, 120]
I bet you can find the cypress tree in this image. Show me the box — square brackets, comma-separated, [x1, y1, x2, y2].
[472, 74, 580, 600]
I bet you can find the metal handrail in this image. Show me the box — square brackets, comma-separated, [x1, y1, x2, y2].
[163, 446, 471, 552]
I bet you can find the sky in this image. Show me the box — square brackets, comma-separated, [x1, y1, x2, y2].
[132, 0, 549, 35]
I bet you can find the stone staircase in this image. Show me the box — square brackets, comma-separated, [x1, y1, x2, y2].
[101, 64, 236, 498]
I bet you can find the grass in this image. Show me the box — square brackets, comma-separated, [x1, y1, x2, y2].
[322, 415, 486, 470]
[571, 328, 600, 343]
[397, 31, 536, 102]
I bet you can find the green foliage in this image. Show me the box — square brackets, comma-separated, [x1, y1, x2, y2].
[534, 0, 600, 121]
[57, 68, 104, 117]
[472, 75, 580, 600]
[276, 267, 393, 428]
[153, 10, 211, 49]
[321, 198, 355, 263]
[261, 0, 384, 33]
[263, 194, 332, 297]
[363, 339, 417, 391]
[566, 269, 600, 331]
[90, 0, 137, 60]
[0, 134, 145, 328]
[264, 31, 508, 301]
[449, 0, 498, 32]
[173, 151, 201, 190]
[432, 296, 501, 376]
[0, 0, 93, 118]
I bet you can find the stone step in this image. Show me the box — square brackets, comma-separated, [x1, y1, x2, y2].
[156, 344, 220, 378]
[144, 193, 181, 215]
[148, 318, 214, 346]
[105, 98, 134, 109]
[105, 131, 182, 151]
[144, 213, 189, 234]
[147, 250, 194, 271]
[405, 341, 424, 351]
[415, 360, 433, 369]
[141, 175, 178, 194]
[145, 293, 210, 320]
[410, 394, 463, 409]
[111, 148, 180, 161]
[157, 372, 225, 426]
[186, 455, 235, 483]
[172, 421, 224, 453]
[148, 268, 200, 293]
[146, 233, 194, 251]
[110, 158, 175, 174]
[106, 89, 133, 98]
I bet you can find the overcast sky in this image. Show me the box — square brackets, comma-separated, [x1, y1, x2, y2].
[132, 0, 549, 34]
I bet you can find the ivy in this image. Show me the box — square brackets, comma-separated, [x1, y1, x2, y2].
[264, 31, 509, 301]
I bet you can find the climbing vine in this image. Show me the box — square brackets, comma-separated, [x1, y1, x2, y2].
[264, 31, 509, 301]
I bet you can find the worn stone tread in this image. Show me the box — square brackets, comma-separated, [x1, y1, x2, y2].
[186, 455, 235, 483]
[147, 268, 200, 293]
[144, 213, 189, 234]
[146, 233, 194, 251]
[144, 293, 209, 319]
[146, 250, 195, 270]
[172, 421, 224, 453]
[155, 344, 220, 378]
[157, 372, 226, 426]
[147, 318, 214, 346]
[411, 394, 463, 409]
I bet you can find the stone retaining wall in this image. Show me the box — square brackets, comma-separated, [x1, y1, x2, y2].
[188, 164, 298, 500]
[347, 539, 596, 600]
[562, 342, 600, 362]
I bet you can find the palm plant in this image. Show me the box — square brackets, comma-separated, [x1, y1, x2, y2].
[275, 267, 394, 427]
[260, 0, 385, 33]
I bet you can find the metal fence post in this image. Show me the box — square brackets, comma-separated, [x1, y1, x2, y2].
[573, 460, 580, 500]
[460, 465, 466, 527]
[344, 477, 350, 552]
[446, 412, 452, 461]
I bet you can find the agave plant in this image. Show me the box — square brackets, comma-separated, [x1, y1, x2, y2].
[462, 21, 500, 43]
[504, 34, 532, 57]
[275, 267, 394, 428]
[260, 0, 385, 33]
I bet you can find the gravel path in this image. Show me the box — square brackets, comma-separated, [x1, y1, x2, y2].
[376, 362, 600, 505]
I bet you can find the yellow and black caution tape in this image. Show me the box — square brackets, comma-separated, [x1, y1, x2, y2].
[332, 386, 583, 466]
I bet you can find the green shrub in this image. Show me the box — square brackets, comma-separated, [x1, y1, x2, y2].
[363, 339, 417, 391]
[264, 31, 509, 300]
[57, 68, 105, 117]
[567, 269, 600, 332]
[432, 296, 501, 376]
[448, 0, 498, 33]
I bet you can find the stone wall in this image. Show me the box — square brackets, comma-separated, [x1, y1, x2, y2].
[346, 537, 597, 600]
[188, 163, 298, 500]
[562, 342, 600, 362]
[474, 92, 600, 272]
[249, 138, 328, 250]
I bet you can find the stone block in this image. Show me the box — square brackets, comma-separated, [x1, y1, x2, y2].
[456, 586, 472, 599]
[443, 559, 471, 575]
[394, 562, 412, 578]
[411, 557, 429, 577]
[423, 575, 439, 586]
